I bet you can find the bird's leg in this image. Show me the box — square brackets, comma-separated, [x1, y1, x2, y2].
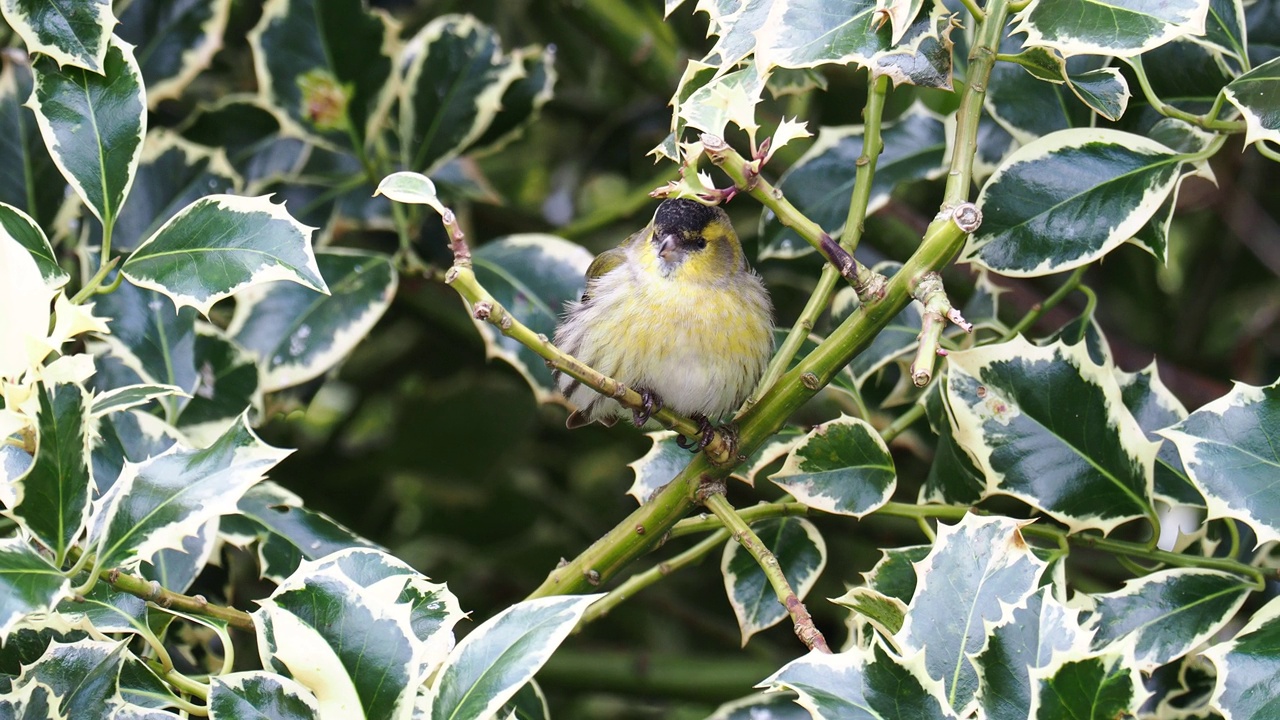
[632, 387, 663, 426]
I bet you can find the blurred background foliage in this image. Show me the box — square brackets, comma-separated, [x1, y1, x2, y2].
[8, 0, 1277, 716]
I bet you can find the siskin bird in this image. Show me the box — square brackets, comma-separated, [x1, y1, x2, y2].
[554, 198, 774, 439]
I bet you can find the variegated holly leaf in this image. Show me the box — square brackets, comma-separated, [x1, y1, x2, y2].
[28, 36, 145, 231]
[678, 63, 764, 144]
[919, 380, 986, 505]
[761, 641, 956, 719]
[862, 545, 930, 604]
[117, 0, 231, 105]
[974, 587, 1093, 720]
[1084, 569, 1251, 670]
[707, 691, 810, 720]
[224, 481, 380, 583]
[1126, 39, 1235, 129]
[898, 515, 1047, 714]
[90, 130, 239, 253]
[1028, 652, 1144, 719]
[0, 234, 52, 381]
[760, 107, 947, 259]
[210, 672, 321, 720]
[255, 549, 454, 719]
[0, 539, 71, 637]
[249, 0, 396, 148]
[0, 63, 64, 232]
[768, 416, 895, 517]
[179, 96, 310, 191]
[1203, 595, 1280, 719]
[734, 427, 806, 487]
[1, 0, 116, 72]
[0, 203, 65, 291]
[1159, 380, 1280, 545]
[121, 194, 327, 316]
[945, 337, 1157, 534]
[964, 129, 1201, 276]
[754, 0, 956, 89]
[172, 325, 261, 445]
[831, 587, 907, 637]
[627, 431, 688, 503]
[470, 235, 593, 403]
[722, 517, 825, 645]
[1194, 0, 1248, 64]
[1115, 363, 1202, 508]
[1224, 56, 1280, 149]
[497, 681, 550, 720]
[138, 520, 218, 596]
[90, 384, 187, 418]
[91, 279, 199, 419]
[227, 249, 396, 393]
[425, 594, 601, 720]
[399, 15, 525, 174]
[11, 639, 128, 718]
[89, 414, 290, 570]
[9, 383, 92, 566]
[471, 46, 557, 156]
[1010, 0, 1208, 58]
[373, 171, 446, 215]
[89, 409, 182, 501]
[54, 583, 147, 637]
[990, 47, 1130, 136]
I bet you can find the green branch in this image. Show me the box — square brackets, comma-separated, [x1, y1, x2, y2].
[101, 565, 254, 631]
[703, 491, 830, 652]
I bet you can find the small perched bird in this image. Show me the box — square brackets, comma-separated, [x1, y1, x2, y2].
[555, 198, 774, 441]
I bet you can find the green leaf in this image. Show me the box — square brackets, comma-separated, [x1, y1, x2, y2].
[1115, 363, 1202, 508]
[0, 539, 71, 637]
[10, 383, 92, 566]
[374, 171, 446, 215]
[399, 14, 525, 174]
[898, 515, 1047, 714]
[121, 194, 328, 316]
[173, 325, 261, 444]
[209, 671, 321, 720]
[0, 63, 64, 232]
[138, 520, 217, 596]
[830, 587, 907, 637]
[973, 587, 1091, 720]
[92, 130, 240, 253]
[761, 641, 956, 719]
[985, 42, 1092, 143]
[768, 416, 896, 517]
[28, 36, 145, 230]
[0, 0, 115, 72]
[760, 107, 946, 260]
[1011, 0, 1209, 58]
[721, 518, 826, 645]
[117, 0, 232, 105]
[861, 545, 930, 604]
[496, 681, 550, 720]
[1085, 569, 1251, 669]
[1159, 379, 1280, 545]
[228, 249, 396, 392]
[1029, 653, 1143, 719]
[471, 234, 594, 403]
[426, 594, 601, 720]
[89, 414, 291, 570]
[754, 0, 956, 88]
[964, 129, 1195, 276]
[54, 583, 147, 636]
[89, 409, 180, 496]
[1194, 0, 1248, 64]
[1203, 595, 1280, 719]
[90, 384, 187, 418]
[249, 0, 395, 147]
[1125, 39, 1234, 127]
[677, 63, 764, 143]
[1224, 56, 1280, 149]
[945, 337, 1157, 534]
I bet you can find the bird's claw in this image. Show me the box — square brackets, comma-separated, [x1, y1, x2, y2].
[676, 414, 717, 453]
[632, 388, 663, 426]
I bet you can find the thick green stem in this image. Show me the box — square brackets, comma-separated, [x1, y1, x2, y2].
[103, 566, 254, 630]
[703, 491, 829, 653]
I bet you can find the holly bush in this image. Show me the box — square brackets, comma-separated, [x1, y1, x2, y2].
[0, 0, 1278, 719]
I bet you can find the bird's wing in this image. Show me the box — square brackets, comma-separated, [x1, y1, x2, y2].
[584, 245, 628, 283]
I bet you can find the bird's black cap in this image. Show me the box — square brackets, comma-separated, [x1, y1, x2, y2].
[654, 198, 727, 237]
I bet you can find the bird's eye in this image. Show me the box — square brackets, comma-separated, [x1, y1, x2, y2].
[694, 238, 708, 250]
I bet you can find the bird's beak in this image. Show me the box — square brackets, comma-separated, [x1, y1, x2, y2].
[657, 234, 680, 263]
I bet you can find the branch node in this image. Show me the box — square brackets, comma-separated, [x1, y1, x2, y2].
[695, 477, 728, 504]
[801, 372, 821, 390]
[473, 301, 493, 321]
[634, 524, 646, 536]
[952, 202, 982, 233]
[584, 569, 602, 586]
